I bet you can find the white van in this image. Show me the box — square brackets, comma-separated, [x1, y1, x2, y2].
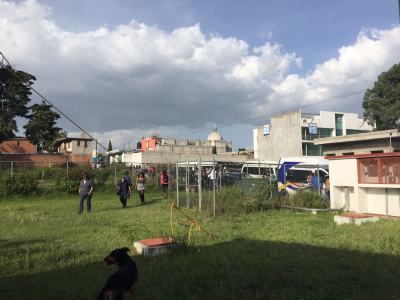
[277, 156, 329, 195]
[241, 161, 277, 178]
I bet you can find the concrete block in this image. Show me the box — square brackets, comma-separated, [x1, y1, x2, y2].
[334, 213, 379, 225]
[133, 237, 176, 256]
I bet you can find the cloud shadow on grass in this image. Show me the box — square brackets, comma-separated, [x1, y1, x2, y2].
[1, 239, 399, 299]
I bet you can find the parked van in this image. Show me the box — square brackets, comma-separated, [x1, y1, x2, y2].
[277, 156, 329, 195]
[241, 161, 277, 179]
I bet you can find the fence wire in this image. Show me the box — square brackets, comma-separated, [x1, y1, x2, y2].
[0, 159, 330, 215]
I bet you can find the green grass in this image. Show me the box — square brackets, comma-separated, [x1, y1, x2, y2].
[0, 191, 400, 299]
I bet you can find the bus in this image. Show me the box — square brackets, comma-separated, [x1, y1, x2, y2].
[241, 161, 277, 179]
[277, 156, 329, 195]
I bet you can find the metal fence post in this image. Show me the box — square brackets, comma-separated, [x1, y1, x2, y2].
[66, 160, 69, 181]
[176, 161, 179, 207]
[258, 160, 261, 177]
[317, 165, 320, 196]
[213, 157, 216, 217]
[186, 161, 189, 209]
[269, 164, 272, 200]
[198, 159, 202, 211]
[10, 161, 14, 192]
[114, 163, 117, 185]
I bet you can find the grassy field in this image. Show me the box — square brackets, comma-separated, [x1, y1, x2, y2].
[0, 191, 400, 300]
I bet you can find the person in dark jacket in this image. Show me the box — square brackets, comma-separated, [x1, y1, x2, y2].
[123, 171, 132, 198]
[117, 177, 131, 208]
[78, 174, 93, 214]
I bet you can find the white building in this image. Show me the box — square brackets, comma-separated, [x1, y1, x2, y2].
[328, 152, 400, 217]
[253, 110, 374, 161]
[55, 137, 93, 156]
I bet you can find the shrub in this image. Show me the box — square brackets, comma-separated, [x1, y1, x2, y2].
[0, 171, 38, 196]
[201, 180, 280, 215]
[280, 190, 329, 209]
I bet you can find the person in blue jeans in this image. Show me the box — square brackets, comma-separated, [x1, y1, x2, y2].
[311, 172, 322, 192]
[79, 174, 93, 214]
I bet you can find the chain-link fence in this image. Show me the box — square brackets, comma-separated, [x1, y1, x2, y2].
[0, 159, 330, 213]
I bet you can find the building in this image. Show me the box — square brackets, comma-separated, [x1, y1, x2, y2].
[0, 137, 92, 166]
[315, 129, 400, 156]
[122, 151, 247, 166]
[253, 110, 374, 161]
[140, 129, 232, 155]
[121, 129, 245, 165]
[0, 137, 37, 154]
[328, 152, 400, 217]
[54, 137, 94, 164]
[55, 137, 93, 156]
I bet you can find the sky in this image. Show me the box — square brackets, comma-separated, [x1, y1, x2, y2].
[1, 0, 400, 150]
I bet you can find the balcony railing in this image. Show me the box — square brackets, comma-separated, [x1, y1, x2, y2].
[358, 156, 400, 184]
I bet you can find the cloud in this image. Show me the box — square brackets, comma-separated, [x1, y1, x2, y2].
[1, 1, 400, 148]
[268, 27, 400, 112]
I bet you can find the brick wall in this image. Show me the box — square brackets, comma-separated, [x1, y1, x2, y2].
[0, 153, 91, 167]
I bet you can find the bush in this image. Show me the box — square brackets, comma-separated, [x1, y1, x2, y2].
[0, 171, 38, 197]
[33, 167, 65, 180]
[201, 180, 280, 215]
[280, 190, 329, 209]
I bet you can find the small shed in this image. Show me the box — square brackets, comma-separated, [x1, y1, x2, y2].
[328, 152, 400, 217]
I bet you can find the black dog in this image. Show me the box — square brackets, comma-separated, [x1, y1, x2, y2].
[97, 247, 138, 300]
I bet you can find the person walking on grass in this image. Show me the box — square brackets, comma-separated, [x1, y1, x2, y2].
[136, 172, 146, 204]
[117, 177, 131, 208]
[160, 169, 169, 199]
[123, 170, 132, 198]
[79, 174, 93, 214]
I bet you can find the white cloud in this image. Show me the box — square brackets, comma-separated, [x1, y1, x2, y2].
[269, 27, 400, 111]
[1, 1, 400, 148]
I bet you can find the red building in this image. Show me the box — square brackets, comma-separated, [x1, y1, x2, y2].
[140, 136, 158, 152]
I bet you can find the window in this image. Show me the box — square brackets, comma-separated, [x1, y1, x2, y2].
[16, 141, 20, 146]
[326, 153, 336, 156]
[343, 152, 354, 156]
[77, 140, 81, 146]
[335, 114, 343, 136]
[371, 150, 384, 154]
[358, 156, 400, 184]
[286, 169, 311, 184]
[84, 141, 88, 148]
[302, 127, 333, 141]
[346, 129, 367, 135]
[302, 143, 323, 156]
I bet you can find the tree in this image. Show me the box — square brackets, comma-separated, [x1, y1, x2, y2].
[0, 66, 36, 142]
[363, 63, 400, 130]
[108, 140, 113, 152]
[23, 101, 66, 152]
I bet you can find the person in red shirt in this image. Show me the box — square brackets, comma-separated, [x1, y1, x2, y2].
[160, 169, 169, 199]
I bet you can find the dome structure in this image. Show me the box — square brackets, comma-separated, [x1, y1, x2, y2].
[207, 128, 223, 142]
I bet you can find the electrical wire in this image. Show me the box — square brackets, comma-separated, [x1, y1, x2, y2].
[0, 50, 366, 149]
[0, 51, 109, 153]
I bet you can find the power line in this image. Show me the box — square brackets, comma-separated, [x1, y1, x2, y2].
[0, 50, 366, 149]
[0, 51, 108, 153]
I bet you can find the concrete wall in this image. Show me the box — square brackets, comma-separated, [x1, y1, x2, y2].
[330, 159, 358, 210]
[255, 110, 302, 162]
[323, 139, 400, 156]
[122, 151, 248, 165]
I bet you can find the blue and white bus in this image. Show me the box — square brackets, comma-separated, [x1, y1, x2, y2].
[277, 156, 329, 195]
